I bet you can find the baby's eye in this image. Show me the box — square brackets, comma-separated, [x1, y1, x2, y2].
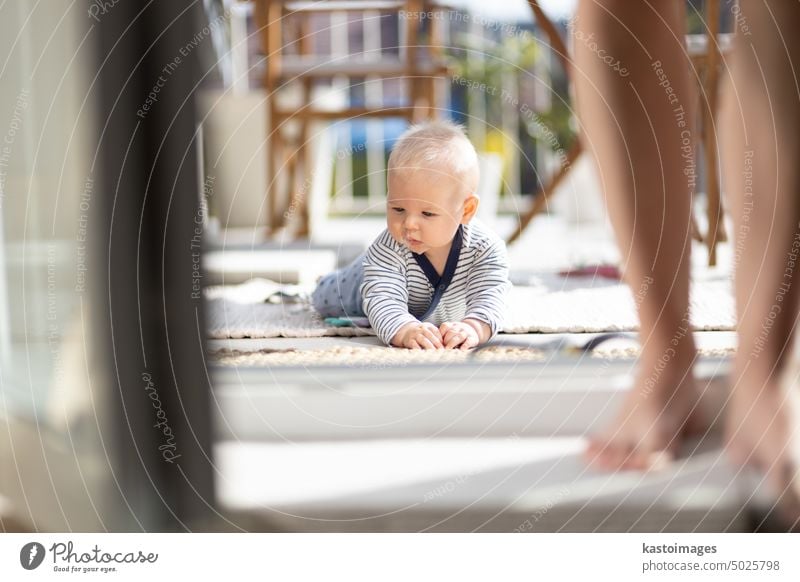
[391, 207, 405, 213]
[422, 211, 437, 217]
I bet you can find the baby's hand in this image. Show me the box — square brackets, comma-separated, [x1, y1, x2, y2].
[440, 321, 480, 350]
[393, 322, 444, 350]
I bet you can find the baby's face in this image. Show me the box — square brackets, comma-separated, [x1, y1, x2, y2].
[386, 167, 472, 257]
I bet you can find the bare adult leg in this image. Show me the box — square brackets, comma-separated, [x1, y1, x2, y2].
[573, 0, 701, 469]
[721, 0, 800, 521]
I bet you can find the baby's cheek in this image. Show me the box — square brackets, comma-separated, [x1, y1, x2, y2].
[386, 223, 402, 242]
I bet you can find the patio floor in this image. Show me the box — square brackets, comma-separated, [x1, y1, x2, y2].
[204, 213, 761, 533]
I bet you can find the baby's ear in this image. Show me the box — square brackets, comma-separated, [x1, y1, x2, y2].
[461, 195, 479, 224]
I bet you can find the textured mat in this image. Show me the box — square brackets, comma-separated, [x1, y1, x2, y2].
[210, 345, 549, 367]
[205, 276, 735, 339]
[205, 279, 353, 339]
[209, 344, 735, 368]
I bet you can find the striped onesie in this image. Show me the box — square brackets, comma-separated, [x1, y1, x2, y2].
[312, 219, 511, 346]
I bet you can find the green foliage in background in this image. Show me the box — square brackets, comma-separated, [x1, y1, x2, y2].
[448, 25, 576, 155]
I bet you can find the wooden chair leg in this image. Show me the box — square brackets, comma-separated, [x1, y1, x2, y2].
[503, 1, 579, 247]
[702, 0, 722, 266]
[266, 102, 281, 234]
[264, 0, 284, 235]
[272, 130, 298, 233]
[293, 16, 314, 238]
[506, 141, 582, 245]
[269, 118, 295, 234]
[294, 122, 311, 238]
[691, 213, 704, 243]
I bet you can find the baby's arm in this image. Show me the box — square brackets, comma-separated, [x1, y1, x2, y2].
[361, 235, 442, 348]
[442, 239, 511, 348]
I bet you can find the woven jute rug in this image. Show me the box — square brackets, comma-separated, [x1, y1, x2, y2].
[209, 344, 735, 368]
[206, 276, 735, 339]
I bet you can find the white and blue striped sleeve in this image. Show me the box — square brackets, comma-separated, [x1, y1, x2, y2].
[464, 238, 511, 338]
[361, 234, 418, 345]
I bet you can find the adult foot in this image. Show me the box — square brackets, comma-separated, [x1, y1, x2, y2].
[585, 367, 708, 471]
[726, 373, 800, 530]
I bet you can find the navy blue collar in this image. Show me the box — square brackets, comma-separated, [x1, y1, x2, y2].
[412, 224, 463, 320]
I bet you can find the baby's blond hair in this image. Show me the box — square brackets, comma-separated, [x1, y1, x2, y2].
[387, 120, 479, 197]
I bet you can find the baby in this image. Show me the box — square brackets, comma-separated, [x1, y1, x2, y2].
[312, 120, 511, 349]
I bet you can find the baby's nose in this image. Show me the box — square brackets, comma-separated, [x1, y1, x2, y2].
[404, 214, 419, 229]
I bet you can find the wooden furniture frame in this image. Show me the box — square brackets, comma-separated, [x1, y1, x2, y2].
[689, 0, 728, 266]
[255, 0, 450, 237]
[506, 1, 581, 246]
[509, 0, 729, 267]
